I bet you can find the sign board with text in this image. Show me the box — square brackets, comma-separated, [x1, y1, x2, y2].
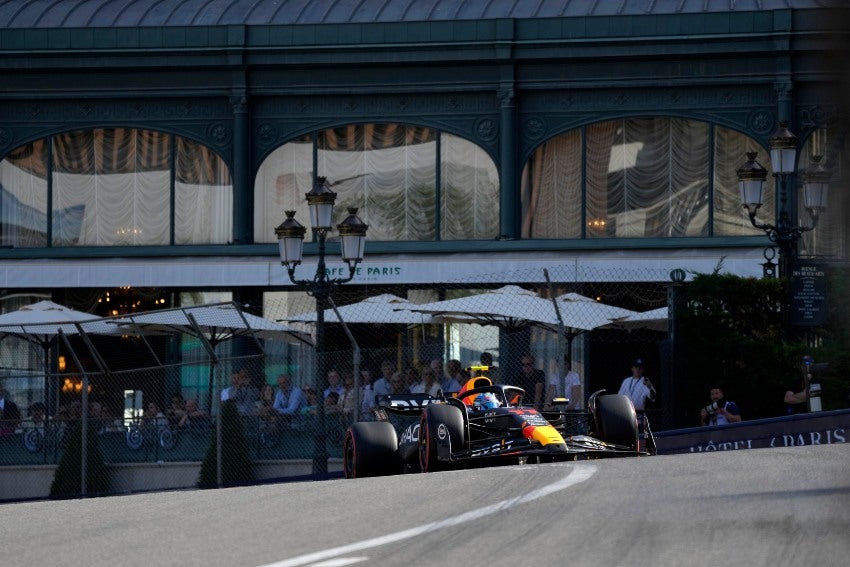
[790, 262, 828, 326]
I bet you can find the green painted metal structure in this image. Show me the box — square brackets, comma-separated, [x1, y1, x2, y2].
[0, 1, 845, 263]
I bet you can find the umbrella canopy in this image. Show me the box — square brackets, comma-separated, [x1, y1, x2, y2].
[113, 302, 312, 347]
[401, 285, 559, 330]
[0, 300, 125, 415]
[603, 306, 669, 332]
[0, 300, 117, 364]
[286, 293, 436, 325]
[0, 300, 102, 333]
[543, 293, 638, 334]
[114, 302, 312, 416]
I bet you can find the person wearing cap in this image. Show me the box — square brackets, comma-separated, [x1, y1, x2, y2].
[617, 358, 656, 411]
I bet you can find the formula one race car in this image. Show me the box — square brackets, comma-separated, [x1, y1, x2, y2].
[342, 376, 654, 478]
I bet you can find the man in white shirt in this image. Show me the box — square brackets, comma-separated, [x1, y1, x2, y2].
[371, 360, 395, 397]
[546, 357, 582, 410]
[272, 374, 306, 417]
[617, 358, 656, 411]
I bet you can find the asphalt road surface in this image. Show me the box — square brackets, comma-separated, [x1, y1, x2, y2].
[2, 444, 848, 567]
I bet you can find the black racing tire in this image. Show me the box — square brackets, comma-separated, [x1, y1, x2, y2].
[343, 421, 400, 479]
[419, 403, 465, 473]
[594, 394, 639, 450]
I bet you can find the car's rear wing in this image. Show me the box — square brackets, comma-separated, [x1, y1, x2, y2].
[374, 393, 439, 416]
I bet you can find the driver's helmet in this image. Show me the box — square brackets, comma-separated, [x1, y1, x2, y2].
[474, 392, 501, 410]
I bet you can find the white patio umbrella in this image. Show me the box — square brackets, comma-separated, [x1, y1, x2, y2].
[114, 301, 312, 488]
[543, 293, 638, 334]
[113, 302, 311, 411]
[286, 293, 436, 325]
[401, 285, 560, 330]
[602, 306, 669, 332]
[0, 300, 122, 375]
[0, 300, 125, 421]
[113, 302, 312, 346]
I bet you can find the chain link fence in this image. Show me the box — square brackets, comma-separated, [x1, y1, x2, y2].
[0, 265, 679, 499]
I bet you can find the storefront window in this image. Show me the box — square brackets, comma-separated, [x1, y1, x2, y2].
[0, 129, 232, 247]
[521, 118, 775, 239]
[254, 124, 499, 243]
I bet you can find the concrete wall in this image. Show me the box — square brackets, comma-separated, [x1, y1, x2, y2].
[0, 459, 343, 502]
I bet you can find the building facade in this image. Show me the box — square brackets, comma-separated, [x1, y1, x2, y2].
[0, 1, 847, 404]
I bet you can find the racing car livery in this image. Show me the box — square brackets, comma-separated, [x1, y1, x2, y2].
[343, 376, 654, 478]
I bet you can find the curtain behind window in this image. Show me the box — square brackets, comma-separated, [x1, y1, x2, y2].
[174, 137, 232, 244]
[0, 128, 232, 247]
[52, 129, 170, 245]
[712, 125, 774, 237]
[255, 124, 499, 243]
[521, 129, 582, 238]
[0, 140, 49, 247]
[523, 118, 772, 239]
[441, 133, 499, 240]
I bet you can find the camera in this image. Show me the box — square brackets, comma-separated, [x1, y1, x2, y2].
[703, 399, 726, 415]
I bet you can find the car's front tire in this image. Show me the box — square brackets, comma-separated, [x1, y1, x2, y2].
[594, 394, 638, 451]
[419, 403, 465, 473]
[343, 421, 400, 479]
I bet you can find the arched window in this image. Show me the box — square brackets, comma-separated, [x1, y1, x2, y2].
[254, 124, 499, 243]
[521, 118, 773, 239]
[0, 129, 232, 247]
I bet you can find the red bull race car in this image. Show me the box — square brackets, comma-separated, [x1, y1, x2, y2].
[343, 376, 654, 478]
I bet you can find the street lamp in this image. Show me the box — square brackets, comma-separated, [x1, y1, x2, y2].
[275, 176, 368, 476]
[736, 121, 829, 279]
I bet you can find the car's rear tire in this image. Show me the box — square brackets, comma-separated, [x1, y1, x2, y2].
[343, 421, 400, 479]
[419, 403, 465, 473]
[594, 394, 638, 450]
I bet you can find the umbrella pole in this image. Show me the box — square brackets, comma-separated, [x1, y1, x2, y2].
[185, 312, 222, 487]
[58, 329, 89, 497]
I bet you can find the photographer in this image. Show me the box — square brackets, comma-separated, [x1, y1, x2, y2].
[699, 385, 741, 426]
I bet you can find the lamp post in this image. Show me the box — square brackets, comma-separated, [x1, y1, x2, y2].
[275, 176, 368, 477]
[736, 121, 829, 279]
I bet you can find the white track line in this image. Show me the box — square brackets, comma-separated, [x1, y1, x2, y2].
[258, 464, 597, 567]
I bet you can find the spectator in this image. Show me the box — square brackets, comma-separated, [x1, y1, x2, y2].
[445, 359, 468, 393]
[300, 387, 319, 418]
[142, 401, 168, 429]
[388, 371, 407, 394]
[410, 367, 441, 397]
[293, 387, 320, 430]
[221, 365, 259, 416]
[699, 385, 741, 426]
[0, 384, 21, 434]
[546, 356, 582, 410]
[784, 380, 808, 415]
[167, 393, 187, 426]
[89, 400, 119, 433]
[617, 358, 656, 411]
[323, 369, 345, 400]
[512, 354, 546, 408]
[257, 384, 276, 417]
[402, 366, 420, 393]
[372, 360, 395, 397]
[430, 358, 461, 393]
[177, 398, 208, 428]
[338, 372, 359, 425]
[480, 351, 501, 384]
[16, 401, 47, 434]
[273, 374, 306, 419]
[359, 368, 378, 420]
